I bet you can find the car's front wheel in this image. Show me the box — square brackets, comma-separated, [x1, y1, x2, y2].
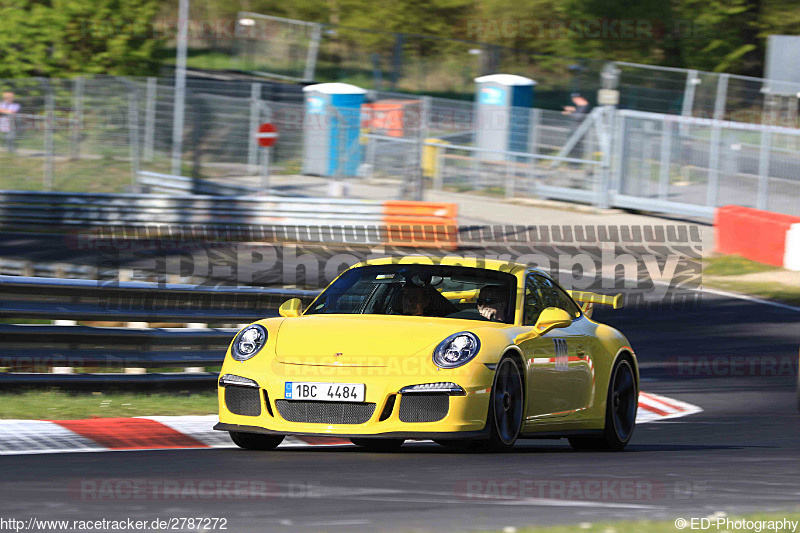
[350, 438, 404, 451]
[482, 354, 525, 451]
[229, 431, 284, 450]
[569, 356, 637, 451]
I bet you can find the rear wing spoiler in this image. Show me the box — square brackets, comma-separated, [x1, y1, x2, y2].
[567, 290, 624, 311]
[441, 288, 623, 313]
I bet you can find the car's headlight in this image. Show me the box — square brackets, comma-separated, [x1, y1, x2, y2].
[433, 332, 481, 369]
[231, 324, 267, 361]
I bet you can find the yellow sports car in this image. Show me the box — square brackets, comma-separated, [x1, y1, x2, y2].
[214, 256, 638, 451]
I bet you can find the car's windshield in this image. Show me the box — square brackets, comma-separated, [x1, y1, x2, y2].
[304, 265, 517, 324]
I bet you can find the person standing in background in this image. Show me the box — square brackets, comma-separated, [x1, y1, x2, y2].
[0, 92, 21, 153]
[562, 93, 591, 162]
[563, 92, 590, 120]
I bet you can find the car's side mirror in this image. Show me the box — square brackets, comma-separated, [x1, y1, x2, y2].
[535, 307, 573, 334]
[515, 307, 573, 343]
[279, 298, 302, 318]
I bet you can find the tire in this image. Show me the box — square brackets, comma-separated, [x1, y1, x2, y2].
[229, 431, 284, 451]
[479, 355, 525, 451]
[350, 438, 405, 451]
[569, 356, 637, 452]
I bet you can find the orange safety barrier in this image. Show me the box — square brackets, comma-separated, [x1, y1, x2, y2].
[715, 205, 800, 266]
[381, 201, 458, 249]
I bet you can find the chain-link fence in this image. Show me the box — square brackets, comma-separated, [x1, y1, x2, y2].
[0, 76, 309, 193]
[1, 72, 799, 218]
[0, 77, 145, 192]
[612, 62, 800, 128]
[362, 98, 603, 198]
[612, 110, 800, 217]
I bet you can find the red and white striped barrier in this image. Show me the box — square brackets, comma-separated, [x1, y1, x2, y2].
[715, 205, 800, 270]
[786, 224, 800, 271]
[0, 392, 701, 455]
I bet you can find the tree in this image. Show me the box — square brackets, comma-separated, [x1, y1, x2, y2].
[0, 0, 162, 78]
[559, 0, 677, 65]
[677, 0, 759, 73]
[53, 0, 162, 76]
[0, 0, 60, 78]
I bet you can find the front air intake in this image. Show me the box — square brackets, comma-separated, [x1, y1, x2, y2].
[398, 394, 449, 423]
[225, 385, 261, 416]
[275, 400, 375, 424]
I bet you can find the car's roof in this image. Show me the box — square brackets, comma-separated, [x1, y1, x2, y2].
[349, 256, 537, 276]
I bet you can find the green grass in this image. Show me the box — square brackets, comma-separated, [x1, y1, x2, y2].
[703, 254, 781, 276]
[0, 154, 136, 193]
[701, 255, 800, 306]
[0, 391, 217, 420]
[701, 278, 800, 306]
[493, 512, 800, 533]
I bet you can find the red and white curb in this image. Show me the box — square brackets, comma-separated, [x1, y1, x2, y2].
[0, 393, 701, 455]
[637, 392, 703, 423]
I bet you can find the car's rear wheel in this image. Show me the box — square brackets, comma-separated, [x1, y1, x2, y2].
[482, 355, 525, 451]
[229, 431, 284, 450]
[569, 356, 637, 451]
[350, 438, 405, 451]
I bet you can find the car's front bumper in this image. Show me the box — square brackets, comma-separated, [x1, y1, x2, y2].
[215, 360, 495, 438]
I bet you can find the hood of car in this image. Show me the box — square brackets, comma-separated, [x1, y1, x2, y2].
[274, 314, 500, 366]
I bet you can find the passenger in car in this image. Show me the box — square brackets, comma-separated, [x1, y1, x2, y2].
[401, 285, 432, 316]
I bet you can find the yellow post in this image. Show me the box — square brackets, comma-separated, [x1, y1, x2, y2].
[422, 138, 450, 179]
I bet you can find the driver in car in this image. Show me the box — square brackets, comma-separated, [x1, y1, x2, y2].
[477, 286, 507, 322]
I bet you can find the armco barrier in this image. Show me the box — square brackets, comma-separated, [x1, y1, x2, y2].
[0, 190, 458, 249]
[0, 276, 321, 388]
[715, 205, 800, 268]
[0, 276, 318, 323]
[0, 324, 237, 368]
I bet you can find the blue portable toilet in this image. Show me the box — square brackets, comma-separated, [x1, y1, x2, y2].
[302, 83, 367, 177]
[474, 74, 536, 160]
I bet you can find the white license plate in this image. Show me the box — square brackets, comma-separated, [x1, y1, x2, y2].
[284, 382, 365, 402]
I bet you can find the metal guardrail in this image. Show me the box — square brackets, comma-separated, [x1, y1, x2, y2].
[137, 171, 262, 196]
[0, 275, 318, 322]
[0, 275, 321, 389]
[0, 258, 98, 279]
[0, 190, 387, 230]
[0, 324, 237, 368]
[0, 373, 224, 390]
[0, 190, 460, 247]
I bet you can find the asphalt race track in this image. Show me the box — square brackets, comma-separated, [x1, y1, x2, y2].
[1, 289, 798, 532]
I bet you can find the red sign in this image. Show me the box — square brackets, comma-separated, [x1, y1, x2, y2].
[256, 123, 278, 147]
